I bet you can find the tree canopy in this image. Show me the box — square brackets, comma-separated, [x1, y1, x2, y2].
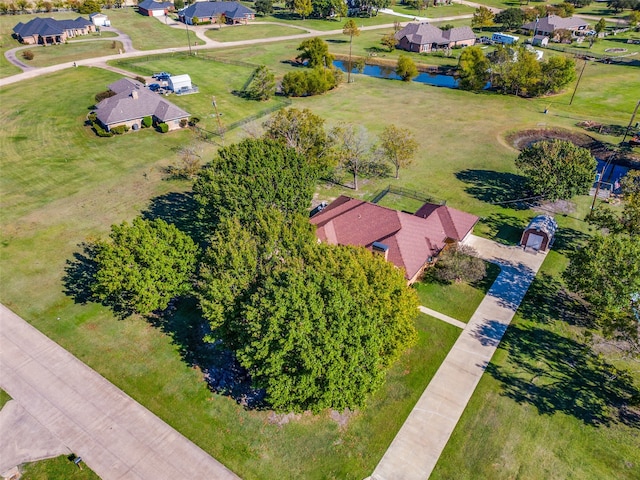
[564, 233, 640, 352]
[515, 139, 596, 201]
[396, 54, 418, 81]
[472, 6, 495, 30]
[494, 7, 524, 29]
[296, 37, 334, 68]
[198, 210, 418, 412]
[244, 65, 276, 101]
[433, 243, 486, 284]
[379, 124, 418, 179]
[588, 170, 640, 235]
[92, 217, 199, 316]
[458, 46, 490, 92]
[192, 138, 317, 227]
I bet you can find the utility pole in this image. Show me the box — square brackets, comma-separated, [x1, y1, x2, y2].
[569, 57, 587, 106]
[622, 99, 640, 143]
[212, 96, 224, 140]
[590, 155, 614, 211]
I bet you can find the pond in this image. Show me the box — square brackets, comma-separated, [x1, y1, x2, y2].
[333, 60, 459, 88]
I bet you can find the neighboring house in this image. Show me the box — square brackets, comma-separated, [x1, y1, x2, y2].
[13, 16, 94, 45]
[310, 195, 479, 283]
[394, 22, 476, 53]
[178, 1, 256, 25]
[531, 35, 549, 47]
[520, 215, 557, 252]
[138, 0, 174, 17]
[521, 15, 589, 37]
[89, 13, 111, 27]
[94, 78, 190, 132]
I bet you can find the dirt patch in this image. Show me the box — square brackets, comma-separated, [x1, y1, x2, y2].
[329, 409, 355, 429]
[533, 199, 577, 216]
[505, 128, 640, 167]
[266, 411, 302, 426]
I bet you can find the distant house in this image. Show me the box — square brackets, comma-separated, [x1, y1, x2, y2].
[138, 0, 174, 17]
[521, 15, 589, 37]
[13, 16, 95, 45]
[310, 195, 479, 283]
[520, 215, 557, 252]
[89, 13, 110, 27]
[394, 23, 476, 53]
[178, 1, 256, 25]
[531, 35, 549, 47]
[94, 78, 190, 132]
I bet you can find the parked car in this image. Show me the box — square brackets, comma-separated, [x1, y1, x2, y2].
[152, 72, 171, 80]
[148, 83, 161, 91]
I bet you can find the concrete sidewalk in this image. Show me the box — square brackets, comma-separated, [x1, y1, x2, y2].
[0, 304, 240, 480]
[371, 235, 546, 480]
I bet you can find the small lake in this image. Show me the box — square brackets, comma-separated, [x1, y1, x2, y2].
[333, 60, 459, 88]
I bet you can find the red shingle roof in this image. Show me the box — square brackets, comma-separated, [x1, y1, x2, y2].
[310, 196, 479, 280]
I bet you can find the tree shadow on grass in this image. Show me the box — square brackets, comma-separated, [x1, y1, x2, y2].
[551, 226, 591, 256]
[62, 242, 99, 305]
[479, 212, 525, 245]
[486, 323, 640, 427]
[142, 191, 208, 246]
[517, 273, 595, 328]
[456, 169, 530, 208]
[151, 298, 266, 410]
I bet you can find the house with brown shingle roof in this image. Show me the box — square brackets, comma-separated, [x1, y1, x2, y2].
[94, 78, 190, 132]
[310, 196, 479, 283]
[521, 15, 589, 38]
[394, 23, 476, 53]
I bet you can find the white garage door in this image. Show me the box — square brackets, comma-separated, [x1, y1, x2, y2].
[526, 233, 544, 250]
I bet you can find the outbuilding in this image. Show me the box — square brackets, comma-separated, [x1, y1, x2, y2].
[90, 13, 111, 27]
[168, 74, 192, 93]
[532, 35, 549, 47]
[520, 215, 557, 252]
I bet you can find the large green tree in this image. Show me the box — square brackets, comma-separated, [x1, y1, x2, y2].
[501, 46, 541, 97]
[244, 65, 276, 101]
[92, 217, 199, 316]
[296, 37, 334, 68]
[263, 108, 331, 173]
[472, 6, 495, 30]
[396, 54, 418, 81]
[564, 233, 640, 352]
[494, 7, 525, 29]
[294, 0, 312, 18]
[458, 46, 490, 92]
[515, 139, 596, 201]
[379, 124, 418, 179]
[537, 55, 576, 95]
[192, 138, 317, 227]
[254, 0, 273, 15]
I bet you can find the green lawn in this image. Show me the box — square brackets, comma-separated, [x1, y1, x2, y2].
[21, 455, 100, 480]
[1, 40, 639, 479]
[253, 7, 397, 31]
[431, 251, 640, 480]
[0, 388, 11, 410]
[104, 7, 192, 50]
[205, 23, 309, 42]
[389, 3, 474, 18]
[16, 40, 124, 67]
[413, 263, 502, 322]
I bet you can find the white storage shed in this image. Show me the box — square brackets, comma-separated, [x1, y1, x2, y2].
[168, 74, 192, 93]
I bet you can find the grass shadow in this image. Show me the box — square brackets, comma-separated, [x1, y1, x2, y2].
[517, 272, 595, 328]
[142, 191, 207, 246]
[456, 169, 530, 207]
[151, 298, 266, 409]
[62, 242, 99, 305]
[486, 323, 640, 427]
[479, 212, 524, 245]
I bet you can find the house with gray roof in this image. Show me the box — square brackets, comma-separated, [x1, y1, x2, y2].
[13, 16, 94, 45]
[394, 23, 476, 53]
[137, 0, 174, 17]
[94, 78, 190, 133]
[521, 15, 589, 38]
[178, 1, 255, 25]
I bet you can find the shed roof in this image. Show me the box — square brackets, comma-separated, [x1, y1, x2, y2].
[525, 215, 558, 237]
[138, 0, 173, 10]
[310, 196, 478, 280]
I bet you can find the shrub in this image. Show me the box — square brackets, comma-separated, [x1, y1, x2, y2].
[433, 243, 486, 284]
[179, 118, 188, 128]
[157, 122, 169, 133]
[88, 112, 97, 122]
[188, 116, 200, 126]
[22, 50, 34, 60]
[110, 125, 129, 135]
[135, 76, 146, 84]
[141, 116, 153, 128]
[93, 122, 113, 137]
[281, 67, 341, 97]
[95, 90, 116, 102]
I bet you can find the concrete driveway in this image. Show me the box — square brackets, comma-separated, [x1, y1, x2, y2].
[371, 235, 547, 480]
[0, 304, 239, 480]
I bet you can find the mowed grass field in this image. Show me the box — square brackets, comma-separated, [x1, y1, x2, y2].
[1, 42, 639, 479]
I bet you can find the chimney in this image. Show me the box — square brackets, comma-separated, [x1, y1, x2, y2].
[372, 242, 389, 261]
[131, 90, 138, 100]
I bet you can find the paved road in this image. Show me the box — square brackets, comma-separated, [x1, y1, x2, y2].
[0, 304, 240, 480]
[371, 235, 547, 480]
